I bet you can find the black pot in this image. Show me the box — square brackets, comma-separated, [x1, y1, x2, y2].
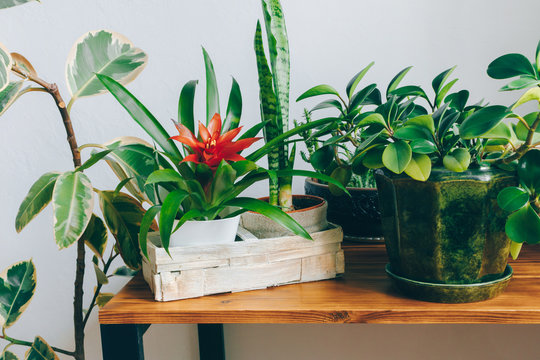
[304, 178, 382, 240]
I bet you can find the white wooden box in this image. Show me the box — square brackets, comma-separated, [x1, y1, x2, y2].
[142, 224, 345, 301]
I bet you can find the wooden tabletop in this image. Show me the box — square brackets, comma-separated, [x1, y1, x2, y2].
[99, 243, 540, 325]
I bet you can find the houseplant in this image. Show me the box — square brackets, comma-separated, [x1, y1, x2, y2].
[358, 43, 540, 302]
[0, 30, 150, 359]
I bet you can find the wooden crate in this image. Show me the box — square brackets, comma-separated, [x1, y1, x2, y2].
[142, 224, 344, 301]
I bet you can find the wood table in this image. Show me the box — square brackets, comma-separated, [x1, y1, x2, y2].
[98, 243, 540, 360]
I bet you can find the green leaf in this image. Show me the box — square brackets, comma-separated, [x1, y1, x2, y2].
[226, 197, 311, 240]
[346, 61, 374, 99]
[296, 84, 341, 102]
[159, 189, 190, 254]
[0, 42, 11, 93]
[404, 153, 432, 181]
[146, 169, 184, 186]
[230, 160, 258, 177]
[442, 148, 471, 172]
[76, 150, 112, 172]
[394, 125, 432, 141]
[112, 266, 138, 277]
[515, 112, 540, 141]
[25, 337, 59, 360]
[512, 87, 540, 110]
[505, 204, 540, 244]
[410, 139, 437, 154]
[479, 122, 512, 140]
[66, 30, 147, 104]
[432, 66, 456, 96]
[500, 77, 540, 91]
[0, 81, 23, 116]
[139, 205, 161, 258]
[240, 121, 268, 140]
[202, 47, 220, 125]
[210, 161, 236, 206]
[435, 78, 458, 109]
[0, 260, 36, 328]
[445, 90, 469, 111]
[311, 99, 343, 112]
[459, 105, 511, 139]
[178, 80, 198, 134]
[487, 53, 537, 80]
[362, 147, 384, 169]
[518, 149, 540, 194]
[96, 293, 114, 308]
[99, 191, 155, 269]
[0, 350, 18, 360]
[223, 77, 242, 132]
[386, 66, 412, 97]
[328, 166, 352, 196]
[113, 177, 133, 198]
[510, 241, 523, 260]
[310, 145, 334, 172]
[93, 263, 109, 285]
[0, 0, 38, 9]
[349, 83, 377, 111]
[390, 85, 430, 102]
[406, 114, 435, 133]
[15, 172, 60, 233]
[96, 74, 182, 161]
[497, 187, 529, 212]
[356, 112, 387, 129]
[52, 171, 94, 249]
[382, 140, 412, 174]
[82, 214, 108, 259]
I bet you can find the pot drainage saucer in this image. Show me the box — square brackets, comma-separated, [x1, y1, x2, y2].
[385, 264, 513, 303]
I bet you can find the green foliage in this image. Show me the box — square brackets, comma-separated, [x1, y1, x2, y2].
[497, 187, 529, 212]
[81, 214, 108, 260]
[0, 260, 36, 328]
[0, 0, 38, 9]
[25, 337, 58, 360]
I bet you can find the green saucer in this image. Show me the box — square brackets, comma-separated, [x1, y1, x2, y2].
[385, 264, 513, 303]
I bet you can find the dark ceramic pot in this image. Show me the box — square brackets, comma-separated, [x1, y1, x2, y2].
[375, 167, 516, 302]
[304, 178, 382, 240]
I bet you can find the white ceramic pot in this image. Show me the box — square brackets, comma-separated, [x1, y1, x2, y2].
[169, 215, 240, 247]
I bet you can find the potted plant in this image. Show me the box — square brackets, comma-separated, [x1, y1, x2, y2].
[357, 42, 540, 303]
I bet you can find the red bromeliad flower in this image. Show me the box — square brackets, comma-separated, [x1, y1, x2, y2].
[171, 113, 260, 168]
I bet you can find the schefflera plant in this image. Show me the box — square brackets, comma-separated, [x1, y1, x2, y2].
[0, 31, 149, 360]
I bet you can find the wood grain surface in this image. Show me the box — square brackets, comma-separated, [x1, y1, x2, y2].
[99, 243, 540, 324]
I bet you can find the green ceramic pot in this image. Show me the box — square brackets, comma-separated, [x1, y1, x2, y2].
[375, 167, 515, 288]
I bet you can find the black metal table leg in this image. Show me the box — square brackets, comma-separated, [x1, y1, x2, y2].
[198, 324, 225, 360]
[101, 324, 150, 360]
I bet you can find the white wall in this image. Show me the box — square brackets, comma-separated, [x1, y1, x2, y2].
[1, 0, 539, 359]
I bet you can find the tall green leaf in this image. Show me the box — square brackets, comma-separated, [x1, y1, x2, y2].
[66, 30, 148, 105]
[159, 189, 190, 254]
[178, 80, 198, 134]
[81, 214, 108, 260]
[0, 42, 12, 93]
[15, 172, 60, 233]
[386, 66, 412, 96]
[99, 191, 156, 269]
[96, 74, 182, 161]
[76, 150, 112, 172]
[202, 47, 220, 125]
[139, 205, 161, 258]
[223, 77, 242, 132]
[0, 81, 23, 116]
[346, 61, 374, 99]
[0, 0, 38, 9]
[25, 337, 59, 360]
[0, 260, 36, 328]
[432, 66, 456, 95]
[52, 171, 94, 249]
[296, 85, 341, 102]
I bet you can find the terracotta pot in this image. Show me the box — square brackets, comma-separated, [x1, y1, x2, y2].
[304, 178, 382, 240]
[375, 167, 516, 303]
[240, 195, 327, 239]
[169, 215, 240, 247]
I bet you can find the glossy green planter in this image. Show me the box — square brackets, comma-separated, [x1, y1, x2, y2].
[375, 167, 516, 302]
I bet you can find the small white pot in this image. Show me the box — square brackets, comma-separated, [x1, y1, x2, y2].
[169, 216, 241, 247]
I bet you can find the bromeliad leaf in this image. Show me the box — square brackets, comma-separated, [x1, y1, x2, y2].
[66, 30, 148, 104]
[25, 337, 59, 360]
[81, 214, 108, 260]
[0, 260, 36, 328]
[210, 162, 236, 206]
[0, 81, 24, 116]
[0, 0, 38, 9]
[15, 172, 60, 233]
[139, 205, 161, 258]
[178, 80, 198, 134]
[159, 189, 190, 254]
[99, 191, 157, 269]
[223, 77, 242, 132]
[497, 187, 529, 212]
[382, 140, 412, 174]
[52, 171, 94, 249]
[0, 42, 12, 93]
[202, 47, 220, 125]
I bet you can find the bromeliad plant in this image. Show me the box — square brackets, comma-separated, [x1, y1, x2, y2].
[0, 30, 149, 360]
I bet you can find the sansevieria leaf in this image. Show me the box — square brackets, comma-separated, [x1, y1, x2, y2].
[0, 0, 38, 9]
[25, 336, 59, 360]
[16, 172, 60, 233]
[66, 30, 147, 104]
[52, 171, 94, 249]
[0, 42, 12, 93]
[0, 81, 23, 116]
[0, 260, 36, 328]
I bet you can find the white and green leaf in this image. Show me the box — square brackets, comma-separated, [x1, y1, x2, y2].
[25, 337, 59, 360]
[0, 0, 38, 9]
[0, 350, 18, 360]
[0, 80, 25, 117]
[81, 214, 108, 259]
[0, 42, 12, 93]
[0, 260, 36, 328]
[11, 53, 37, 78]
[52, 171, 94, 249]
[66, 30, 148, 104]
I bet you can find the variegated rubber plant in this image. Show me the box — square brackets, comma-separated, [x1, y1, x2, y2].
[0, 30, 150, 360]
[94, 48, 347, 255]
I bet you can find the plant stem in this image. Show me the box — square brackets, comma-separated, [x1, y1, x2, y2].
[0, 333, 74, 357]
[498, 112, 540, 164]
[12, 64, 86, 360]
